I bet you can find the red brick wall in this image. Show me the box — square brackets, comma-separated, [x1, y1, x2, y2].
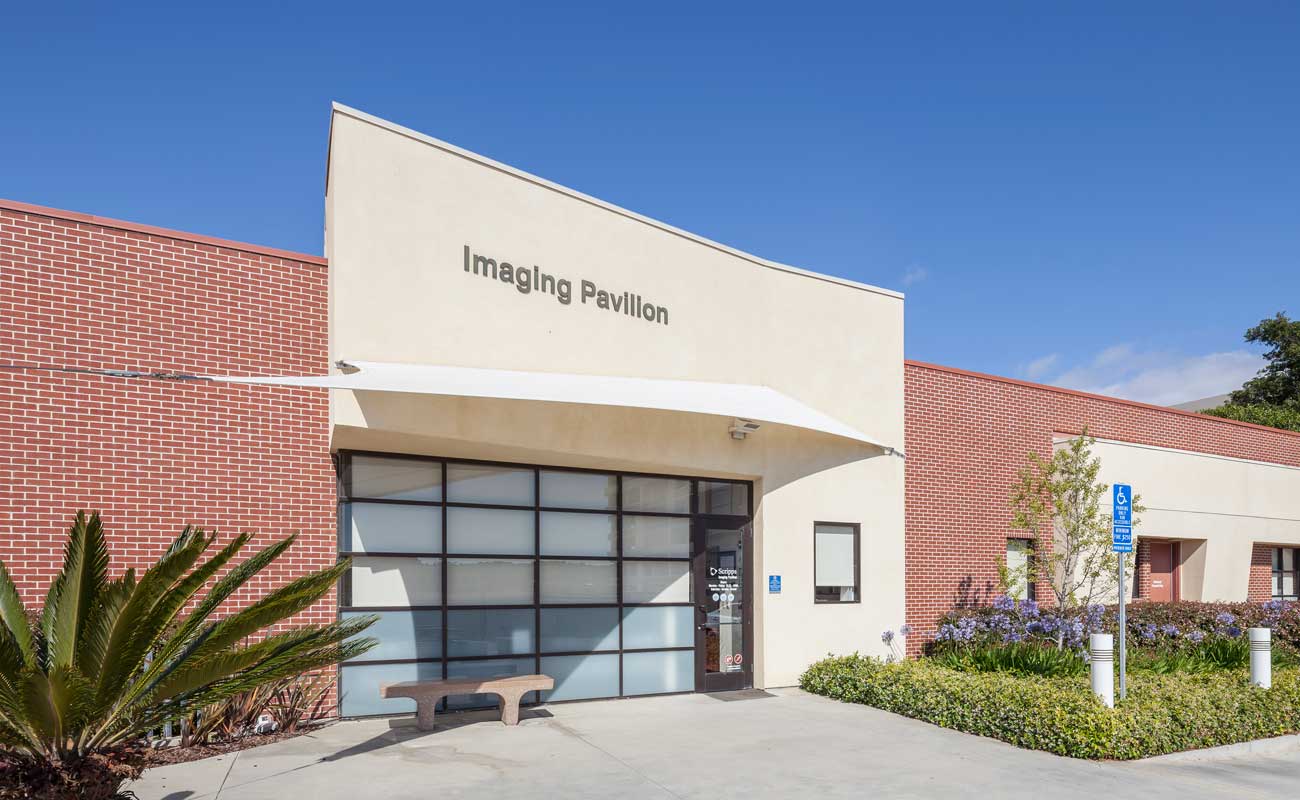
[904, 361, 1300, 651]
[0, 201, 334, 636]
[1249, 544, 1275, 602]
[1135, 539, 1152, 600]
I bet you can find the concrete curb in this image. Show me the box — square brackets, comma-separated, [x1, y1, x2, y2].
[1136, 733, 1300, 763]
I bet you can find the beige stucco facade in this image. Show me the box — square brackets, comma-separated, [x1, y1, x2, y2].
[1086, 437, 1300, 602]
[323, 104, 906, 688]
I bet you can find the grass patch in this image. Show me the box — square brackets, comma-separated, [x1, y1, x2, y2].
[800, 654, 1300, 760]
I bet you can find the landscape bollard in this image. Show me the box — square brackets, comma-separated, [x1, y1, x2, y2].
[1250, 627, 1272, 689]
[1090, 633, 1114, 708]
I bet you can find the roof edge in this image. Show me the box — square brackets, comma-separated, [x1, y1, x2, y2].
[0, 198, 327, 266]
[905, 359, 1300, 440]
[329, 102, 902, 301]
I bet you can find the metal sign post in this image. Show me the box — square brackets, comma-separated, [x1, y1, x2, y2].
[1112, 483, 1133, 701]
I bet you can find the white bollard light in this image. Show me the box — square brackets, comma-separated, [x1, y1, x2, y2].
[1250, 627, 1272, 689]
[1090, 633, 1115, 708]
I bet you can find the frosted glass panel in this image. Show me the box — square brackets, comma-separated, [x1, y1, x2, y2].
[446, 658, 536, 710]
[342, 610, 441, 662]
[447, 559, 533, 605]
[447, 507, 534, 555]
[623, 561, 690, 603]
[541, 654, 619, 701]
[699, 482, 748, 515]
[540, 607, 620, 652]
[447, 609, 534, 657]
[349, 557, 442, 606]
[1285, 548, 1296, 572]
[541, 513, 616, 556]
[350, 456, 441, 501]
[1285, 573, 1296, 598]
[541, 560, 617, 603]
[815, 524, 856, 586]
[1005, 539, 1030, 601]
[623, 516, 689, 558]
[622, 606, 693, 649]
[622, 477, 690, 514]
[540, 471, 616, 510]
[340, 661, 441, 717]
[623, 650, 694, 695]
[344, 503, 442, 553]
[447, 463, 534, 505]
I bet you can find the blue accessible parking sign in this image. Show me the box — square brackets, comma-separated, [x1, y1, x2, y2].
[1112, 483, 1133, 553]
[768, 575, 781, 593]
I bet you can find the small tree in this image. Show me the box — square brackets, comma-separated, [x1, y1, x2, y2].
[1007, 429, 1141, 623]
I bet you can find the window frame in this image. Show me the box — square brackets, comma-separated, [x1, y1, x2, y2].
[334, 450, 752, 715]
[812, 521, 861, 605]
[1272, 546, 1300, 601]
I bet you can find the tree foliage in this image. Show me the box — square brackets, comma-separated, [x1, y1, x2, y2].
[0, 511, 376, 800]
[1228, 311, 1300, 409]
[1202, 401, 1300, 433]
[1007, 430, 1140, 617]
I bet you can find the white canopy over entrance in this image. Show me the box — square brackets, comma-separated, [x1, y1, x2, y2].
[208, 360, 898, 453]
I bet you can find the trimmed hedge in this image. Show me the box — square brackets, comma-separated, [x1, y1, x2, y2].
[800, 654, 1300, 760]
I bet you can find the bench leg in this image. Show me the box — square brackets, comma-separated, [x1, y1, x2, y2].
[497, 691, 527, 726]
[414, 696, 441, 731]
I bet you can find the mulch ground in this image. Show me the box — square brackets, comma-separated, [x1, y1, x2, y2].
[143, 722, 333, 767]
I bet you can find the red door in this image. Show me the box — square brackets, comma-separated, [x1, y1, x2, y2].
[1149, 542, 1178, 602]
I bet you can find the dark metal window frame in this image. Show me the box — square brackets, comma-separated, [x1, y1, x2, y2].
[335, 450, 752, 713]
[812, 521, 861, 604]
[1273, 546, 1300, 601]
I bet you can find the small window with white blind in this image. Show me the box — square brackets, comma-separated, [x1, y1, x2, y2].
[1005, 539, 1036, 601]
[814, 522, 860, 603]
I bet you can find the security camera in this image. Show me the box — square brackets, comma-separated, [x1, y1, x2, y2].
[729, 418, 761, 440]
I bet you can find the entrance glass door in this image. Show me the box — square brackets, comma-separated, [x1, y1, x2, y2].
[694, 518, 752, 692]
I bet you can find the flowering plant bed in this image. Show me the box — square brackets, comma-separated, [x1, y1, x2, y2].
[800, 654, 1300, 760]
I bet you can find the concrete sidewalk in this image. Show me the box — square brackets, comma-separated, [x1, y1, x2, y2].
[132, 688, 1300, 800]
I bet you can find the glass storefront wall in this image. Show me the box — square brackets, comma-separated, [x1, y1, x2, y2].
[336, 452, 750, 717]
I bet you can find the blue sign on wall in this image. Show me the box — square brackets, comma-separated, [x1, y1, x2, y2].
[1112, 483, 1133, 553]
[768, 575, 782, 593]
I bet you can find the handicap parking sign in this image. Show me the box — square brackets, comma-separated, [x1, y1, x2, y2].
[1112, 484, 1133, 553]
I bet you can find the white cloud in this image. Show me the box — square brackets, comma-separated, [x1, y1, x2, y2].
[1040, 345, 1263, 407]
[1021, 353, 1059, 381]
[900, 265, 928, 288]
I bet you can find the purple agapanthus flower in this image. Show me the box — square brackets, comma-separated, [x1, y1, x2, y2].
[1187, 630, 1206, 643]
[1216, 611, 1236, 625]
[992, 595, 1017, 612]
[1226, 625, 1243, 638]
[1138, 623, 1157, 641]
[1017, 599, 1040, 617]
[1160, 624, 1179, 637]
[898, 624, 913, 637]
[881, 629, 895, 644]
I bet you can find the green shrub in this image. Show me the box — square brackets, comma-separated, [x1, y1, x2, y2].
[800, 654, 1300, 760]
[931, 642, 1086, 678]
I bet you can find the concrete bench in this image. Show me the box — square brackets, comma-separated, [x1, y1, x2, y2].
[381, 674, 554, 730]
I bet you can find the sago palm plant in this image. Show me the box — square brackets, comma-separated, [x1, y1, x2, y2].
[0, 511, 376, 800]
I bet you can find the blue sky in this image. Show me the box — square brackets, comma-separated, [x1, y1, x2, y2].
[4, 3, 1297, 404]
